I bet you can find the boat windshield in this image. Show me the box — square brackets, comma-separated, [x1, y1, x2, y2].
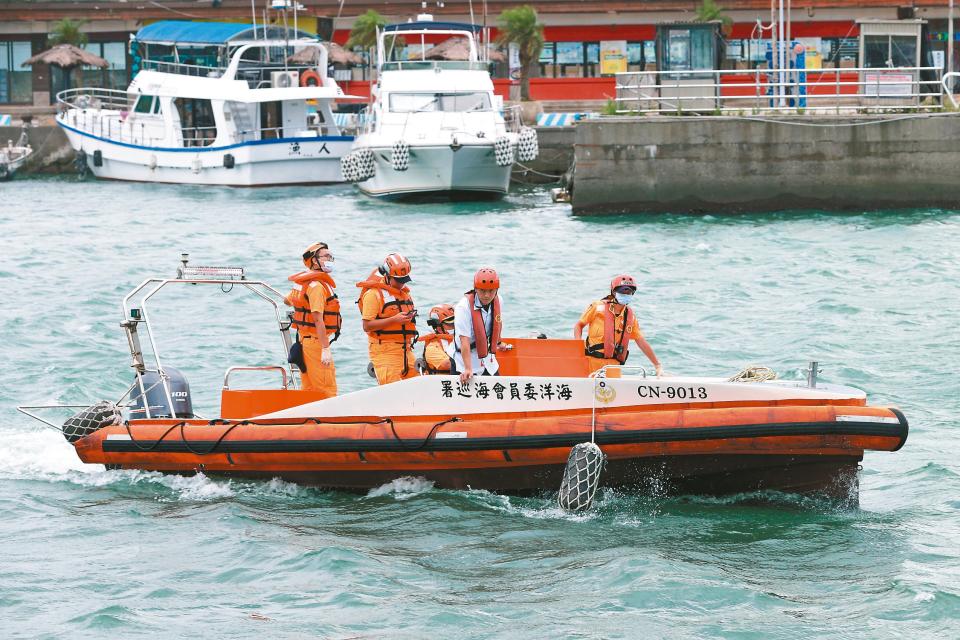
[389, 91, 492, 113]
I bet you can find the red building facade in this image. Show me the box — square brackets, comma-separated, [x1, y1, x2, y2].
[1, 1, 957, 105]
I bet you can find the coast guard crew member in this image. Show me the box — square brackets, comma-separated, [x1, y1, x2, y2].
[284, 242, 341, 397]
[449, 267, 512, 383]
[356, 252, 419, 385]
[418, 304, 455, 374]
[574, 274, 662, 376]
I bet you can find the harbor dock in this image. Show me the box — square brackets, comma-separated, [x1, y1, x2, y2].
[570, 112, 960, 214]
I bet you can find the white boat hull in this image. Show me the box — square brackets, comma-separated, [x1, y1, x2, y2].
[357, 144, 511, 199]
[59, 120, 353, 186]
[0, 147, 31, 180]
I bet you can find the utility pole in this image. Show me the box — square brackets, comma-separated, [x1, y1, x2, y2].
[950, 0, 955, 93]
[778, 0, 786, 105]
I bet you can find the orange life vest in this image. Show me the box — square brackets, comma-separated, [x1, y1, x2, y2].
[464, 291, 502, 359]
[585, 297, 634, 364]
[355, 270, 418, 345]
[419, 333, 453, 346]
[420, 333, 453, 373]
[287, 270, 341, 340]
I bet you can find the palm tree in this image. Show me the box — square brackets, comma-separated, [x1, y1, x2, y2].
[347, 10, 385, 80]
[695, 0, 733, 36]
[48, 18, 89, 48]
[495, 5, 544, 101]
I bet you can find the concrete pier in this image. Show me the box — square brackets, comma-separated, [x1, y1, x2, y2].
[571, 113, 960, 214]
[511, 126, 574, 185]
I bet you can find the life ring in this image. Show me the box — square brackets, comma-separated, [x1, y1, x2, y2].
[300, 69, 322, 88]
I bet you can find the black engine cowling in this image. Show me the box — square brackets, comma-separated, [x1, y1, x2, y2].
[129, 367, 194, 419]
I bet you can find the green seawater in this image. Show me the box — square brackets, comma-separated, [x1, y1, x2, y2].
[1, 177, 958, 638]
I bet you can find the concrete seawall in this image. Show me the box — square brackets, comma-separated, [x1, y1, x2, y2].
[571, 113, 960, 215]
[513, 126, 574, 185]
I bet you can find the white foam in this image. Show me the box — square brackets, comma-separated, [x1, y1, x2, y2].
[252, 477, 307, 497]
[0, 427, 235, 501]
[913, 591, 935, 603]
[366, 476, 435, 499]
[0, 428, 91, 478]
[466, 487, 600, 522]
[160, 472, 235, 500]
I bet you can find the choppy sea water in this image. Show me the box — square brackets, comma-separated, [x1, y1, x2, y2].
[0, 177, 958, 638]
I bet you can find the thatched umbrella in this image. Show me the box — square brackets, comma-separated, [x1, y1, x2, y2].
[22, 43, 108, 92]
[424, 37, 505, 63]
[22, 43, 108, 70]
[287, 42, 362, 66]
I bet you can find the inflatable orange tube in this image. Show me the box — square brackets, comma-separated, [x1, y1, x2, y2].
[71, 404, 907, 495]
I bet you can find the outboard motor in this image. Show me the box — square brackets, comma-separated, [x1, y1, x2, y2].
[129, 367, 194, 419]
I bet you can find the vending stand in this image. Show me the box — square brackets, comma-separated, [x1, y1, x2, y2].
[857, 19, 929, 103]
[654, 21, 724, 111]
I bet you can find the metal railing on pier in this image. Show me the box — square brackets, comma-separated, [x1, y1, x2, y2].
[379, 60, 490, 72]
[615, 66, 947, 114]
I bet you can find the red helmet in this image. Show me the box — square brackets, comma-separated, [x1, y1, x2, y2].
[428, 304, 455, 332]
[302, 241, 329, 269]
[474, 267, 500, 290]
[379, 252, 412, 283]
[429, 304, 455, 323]
[611, 274, 637, 293]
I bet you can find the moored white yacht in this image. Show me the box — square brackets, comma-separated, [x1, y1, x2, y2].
[343, 17, 538, 199]
[56, 20, 360, 186]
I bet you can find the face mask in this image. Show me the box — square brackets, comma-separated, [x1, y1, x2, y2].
[614, 292, 633, 306]
[320, 261, 334, 274]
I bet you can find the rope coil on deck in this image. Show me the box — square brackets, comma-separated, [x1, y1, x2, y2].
[727, 365, 778, 383]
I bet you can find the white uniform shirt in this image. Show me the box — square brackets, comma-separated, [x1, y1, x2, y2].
[446, 294, 503, 374]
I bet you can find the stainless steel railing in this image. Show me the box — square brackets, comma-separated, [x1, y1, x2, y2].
[615, 66, 946, 114]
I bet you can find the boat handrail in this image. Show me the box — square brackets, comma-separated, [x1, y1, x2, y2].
[181, 125, 219, 148]
[57, 102, 164, 147]
[141, 58, 223, 77]
[57, 87, 134, 112]
[223, 366, 290, 390]
[121, 258, 296, 419]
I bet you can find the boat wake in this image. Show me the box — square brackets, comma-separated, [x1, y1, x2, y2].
[0, 427, 309, 502]
[366, 476, 436, 500]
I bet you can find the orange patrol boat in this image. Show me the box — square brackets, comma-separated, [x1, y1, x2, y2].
[19, 257, 907, 501]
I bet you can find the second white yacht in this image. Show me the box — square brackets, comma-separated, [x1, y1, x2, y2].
[343, 17, 538, 199]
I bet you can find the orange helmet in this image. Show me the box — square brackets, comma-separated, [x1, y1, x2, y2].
[379, 252, 412, 283]
[302, 241, 329, 269]
[427, 304, 455, 332]
[474, 267, 500, 290]
[611, 274, 637, 293]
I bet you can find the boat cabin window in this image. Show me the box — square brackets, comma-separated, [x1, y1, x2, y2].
[133, 95, 161, 115]
[388, 91, 492, 113]
[259, 101, 282, 139]
[174, 97, 217, 147]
